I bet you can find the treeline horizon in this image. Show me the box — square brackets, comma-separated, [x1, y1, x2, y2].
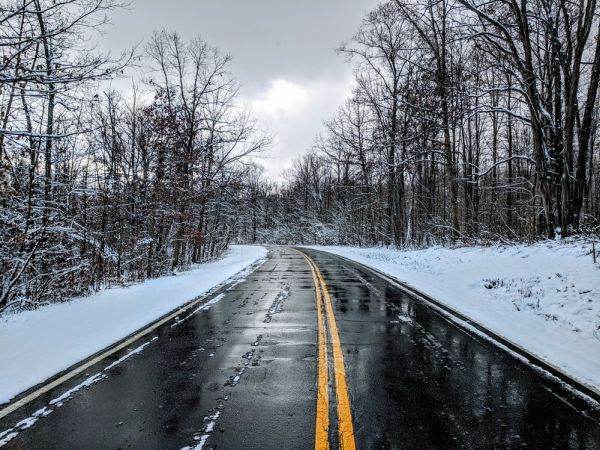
[0, 0, 268, 312]
[238, 0, 600, 247]
[2, 0, 600, 313]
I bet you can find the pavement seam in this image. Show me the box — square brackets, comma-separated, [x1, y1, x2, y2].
[304, 254, 330, 450]
[298, 249, 357, 450]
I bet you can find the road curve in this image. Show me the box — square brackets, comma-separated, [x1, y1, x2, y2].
[1, 246, 599, 449]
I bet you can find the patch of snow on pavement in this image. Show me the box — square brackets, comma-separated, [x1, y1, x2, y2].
[0, 245, 267, 405]
[102, 336, 158, 372]
[0, 335, 162, 447]
[307, 240, 600, 395]
[0, 431, 18, 447]
[171, 294, 226, 328]
[49, 372, 107, 408]
[182, 409, 222, 450]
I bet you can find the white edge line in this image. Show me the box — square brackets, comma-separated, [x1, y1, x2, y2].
[311, 249, 600, 406]
[378, 269, 600, 402]
[0, 256, 267, 420]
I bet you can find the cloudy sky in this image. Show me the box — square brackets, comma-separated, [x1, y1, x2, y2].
[98, 0, 379, 180]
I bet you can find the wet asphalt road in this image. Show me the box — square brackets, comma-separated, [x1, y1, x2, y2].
[1, 246, 600, 449]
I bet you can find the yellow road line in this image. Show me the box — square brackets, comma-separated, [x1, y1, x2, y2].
[305, 256, 330, 450]
[314, 262, 356, 450]
[299, 249, 356, 450]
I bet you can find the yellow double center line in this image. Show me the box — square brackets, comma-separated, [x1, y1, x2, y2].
[299, 250, 356, 450]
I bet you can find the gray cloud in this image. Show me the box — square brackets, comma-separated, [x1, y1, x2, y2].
[98, 0, 379, 180]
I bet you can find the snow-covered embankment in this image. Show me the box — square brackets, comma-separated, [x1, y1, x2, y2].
[307, 240, 600, 397]
[0, 245, 267, 405]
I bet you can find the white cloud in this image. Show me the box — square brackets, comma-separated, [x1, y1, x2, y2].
[244, 75, 355, 182]
[250, 79, 310, 118]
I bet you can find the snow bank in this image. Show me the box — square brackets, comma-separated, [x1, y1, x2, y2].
[307, 240, 600, 395]
[0, 245, 267, 404]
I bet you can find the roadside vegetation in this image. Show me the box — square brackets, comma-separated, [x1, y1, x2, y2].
[247, 0, 600, 247]
[0, 1, 268, 313]
[2, 0, 600, 314]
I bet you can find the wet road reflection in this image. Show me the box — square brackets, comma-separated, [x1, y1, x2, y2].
[1, 246, 598, 449]
[1, 248, 317, 450]
[302, 248, 600, 449]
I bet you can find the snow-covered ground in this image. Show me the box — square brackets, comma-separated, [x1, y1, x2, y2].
[0, 245, 267, 405]
[306, 240, 600, 397]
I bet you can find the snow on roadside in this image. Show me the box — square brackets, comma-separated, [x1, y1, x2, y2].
[0, 245, 267, 405]
[306, 240, 600, 396]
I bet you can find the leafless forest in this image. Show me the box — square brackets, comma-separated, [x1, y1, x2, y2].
[254, 0, 600, 246]
[2, 0, 600, 311]
[0, 0, 269, 311]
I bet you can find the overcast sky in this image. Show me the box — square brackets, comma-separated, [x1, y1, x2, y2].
[97, 0, 379, 181]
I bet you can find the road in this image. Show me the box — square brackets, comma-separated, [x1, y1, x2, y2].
[1, 246, 599, 449]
